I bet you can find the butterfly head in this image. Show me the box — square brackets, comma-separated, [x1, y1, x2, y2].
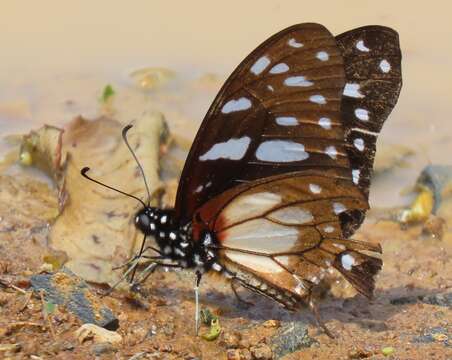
[134, 206, 175, 236]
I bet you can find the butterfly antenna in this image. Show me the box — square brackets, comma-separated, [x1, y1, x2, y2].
[81, 167, 146, 207]
[122, 124, 152, 206]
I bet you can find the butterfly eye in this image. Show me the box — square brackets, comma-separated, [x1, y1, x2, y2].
[135, 211, 153, 233]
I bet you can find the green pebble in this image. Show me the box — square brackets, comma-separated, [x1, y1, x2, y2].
[382, 346, 394, 356]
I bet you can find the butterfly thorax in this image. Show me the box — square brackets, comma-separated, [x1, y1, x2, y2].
[134, 207, 221, 273]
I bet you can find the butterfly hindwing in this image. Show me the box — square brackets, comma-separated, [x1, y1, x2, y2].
[175, 23, 350, 224]
[193, 171, 381, 307]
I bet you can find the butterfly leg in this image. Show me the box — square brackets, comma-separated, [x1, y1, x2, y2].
[230, 278, 254, 307]
[308, 296, 334, 339]
[102, 259, 140, 297]
[194, 270, 202, 336]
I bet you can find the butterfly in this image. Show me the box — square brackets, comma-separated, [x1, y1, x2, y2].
[82, 23, 402, 335]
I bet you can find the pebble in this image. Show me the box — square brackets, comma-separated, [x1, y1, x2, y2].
[75, 323, 122, 344]
[0, 343, 21, 355]
[162, 322, 175, 336]
[262, 320, 280, 328]
[222, 331, 242, 348]
[91, 342, 117, 355]
[411, 326, 450, 347]
[227, 349, 240, 360]
[226, 349, 252, 360]
[250, 344, 273, 360]
[348, 347, 373, 359]
[270, 321, 317, 358]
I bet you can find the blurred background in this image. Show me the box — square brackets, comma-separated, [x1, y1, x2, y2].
[1, 0, 451, 207]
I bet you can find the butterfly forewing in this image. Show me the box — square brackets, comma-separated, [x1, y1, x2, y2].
[175, 23, 351, 224]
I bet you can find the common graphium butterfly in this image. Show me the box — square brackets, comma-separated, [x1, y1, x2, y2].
[82, 23, 402, 335]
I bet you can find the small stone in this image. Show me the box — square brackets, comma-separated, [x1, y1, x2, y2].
[61, 341, 75, 351]
[0, 343, 21, 354]
[75, 323, 122, 344]
[348, 347, 373, 359]
[262, 320, 280, 328]
[420, 292, 452, 307]
[270, 321, 317, 358]
[432, 333, 448, 342]
[381, 347, 394, 356]
[250, 344, 272, 360]
[91, 342, 117, 355]
[38, 263, 53, 273]
[148, 324, 158, 337]
[222, 331, 241, 348]
[227, 349, 240, 360]
[162, 322, 175, 336]
[0, 293, 9, 306]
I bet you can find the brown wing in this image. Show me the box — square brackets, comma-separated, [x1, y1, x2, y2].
[193, 171, 382, 308]
[175, 23, 349, 224]
[330, 26, 402, 237]
[336, 26, 402, 199]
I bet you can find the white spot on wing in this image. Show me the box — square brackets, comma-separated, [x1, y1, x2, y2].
[354, 138, 365, 151]
[316, 51, 329, 61]
[355, 108, 369, 121]
[270, 63, 289, 74]
[379, 59, 391, 73]
[284, 76, 313, 87]
[310, 276, 320, 284]
[343, 83, 364, 98]
[323, 225, 334, 233]
[333, 243, 346, 251]
[212, 263, 222, 272]
[250, 56, 271, 75]
[293, 275, 306, 295]
[199, 136, 251, 161]
[309, 95, 326, 104]
[256, 140, 309, 162]
[267, 85, 274, 92]
[221, 97, 252, 113]
[288, 38, 303, 48]
[276, 116, 298, 126]
[225, 252, 285, 273]
[356, 40, 370, 52]
[269, 206, 313, 225]
[341, 253, 356, 270]
[309, 183, 322, 194]
[352, 169, 360, 184]
[223, 219, 298, 254]
[221, 192, 281, 227]
[318, 117, 331, 129]
[333, 202, 346, 215]
[325, 145, 337, 159]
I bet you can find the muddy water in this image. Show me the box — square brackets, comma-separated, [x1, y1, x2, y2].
[2, 1, 452, 210]
[1, 1, 452, 209]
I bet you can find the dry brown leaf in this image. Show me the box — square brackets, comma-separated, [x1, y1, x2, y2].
[48, 113, 165, 285]
[19, 125, 65, 179]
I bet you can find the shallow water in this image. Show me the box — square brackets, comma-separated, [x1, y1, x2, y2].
[1, 1, 451, 209]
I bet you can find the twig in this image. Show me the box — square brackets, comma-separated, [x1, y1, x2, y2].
[39, 290, 57, 341]
[0, 278, 27, 294]
[18, 291, 33, 313]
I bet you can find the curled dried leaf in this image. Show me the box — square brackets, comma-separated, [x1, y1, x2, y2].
[50, 113, 164, 284]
